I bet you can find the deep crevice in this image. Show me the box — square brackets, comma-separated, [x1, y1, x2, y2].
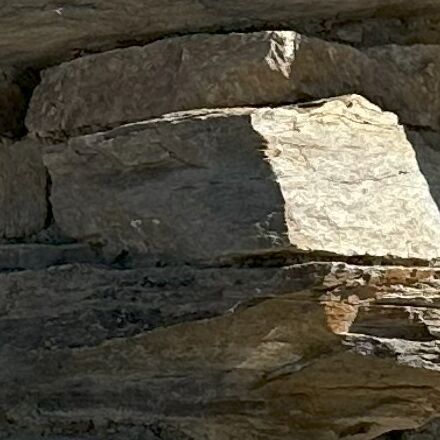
[43, 167, 53, 230]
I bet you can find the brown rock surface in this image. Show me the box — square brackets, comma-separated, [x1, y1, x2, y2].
[42, 95, 440, 263]
[3, 262, 440, 439]
[4, 2, 440, 438]
[26, 31, 440, 139]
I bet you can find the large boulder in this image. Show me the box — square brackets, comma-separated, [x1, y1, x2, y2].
[42, 95, 440, 263]
[26, 31, 440, 140]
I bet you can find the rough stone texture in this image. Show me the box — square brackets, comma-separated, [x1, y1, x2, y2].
[42, 95, 440, 263]
[3, 262, 440, 440]
[2, 1, 440, 67]
[0, 68, 36, 138]
[0, 139, 47, 239]
[313, 15, 440, 47]
[4, 1, 440, 438]
[26, 31, 440, 139]
[379, 419, 440, 439]
[0, 244, 99, 270]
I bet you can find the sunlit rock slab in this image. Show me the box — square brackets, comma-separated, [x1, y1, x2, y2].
[42, 95, 440, 262]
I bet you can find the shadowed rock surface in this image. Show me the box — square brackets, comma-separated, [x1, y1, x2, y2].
[41, 95, 440, 263]
[4, 263, 440, 439]
[26, 31, 440, 139]
[1, 0, 440, 67]
[3, 1, 440, 439]
[0, 139, 47, 239]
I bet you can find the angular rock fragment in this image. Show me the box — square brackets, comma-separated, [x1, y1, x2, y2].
[0, 139, 47, 239]
[43, 95, 440, 262]
[27, 31, 440, 139]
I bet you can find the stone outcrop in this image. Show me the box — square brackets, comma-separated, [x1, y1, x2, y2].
[0, 139, 46, 239]
[4, 263, 440, 440]
[26, 31, 440, 139]
[41, 95, 440, 263]
[3, 1, 440, 439]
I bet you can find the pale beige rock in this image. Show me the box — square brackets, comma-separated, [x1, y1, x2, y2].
[26, 31, 440, 139]
[0, 139, 47, 239]
[42, 95, 440, 262]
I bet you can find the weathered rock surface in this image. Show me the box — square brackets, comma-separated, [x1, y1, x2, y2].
[313, 15, 440, 47]
[0, 244, 99, 270]
[26, 31, 440, 139]
[42, 95, 440, 263]
[1, 0, 440, 67]
[379, 418, 440, 439]
[0, 68, 36, 138]
[3, 262, 440, 440]
[0, 139, 47, 239]
[4, 1, 440, 437]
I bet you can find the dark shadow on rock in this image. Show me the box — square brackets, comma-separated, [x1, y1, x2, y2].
[43, 112, 291, 266]
[405, 127, 440, 213]
[376, 417, 440, 439]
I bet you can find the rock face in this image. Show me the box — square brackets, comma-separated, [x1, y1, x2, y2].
[26, 31, 440, 139]
[2, 0, 440, 67]
[4, 263, 440, 440]
[42, 95, 440, 262]
[0, 68, 36, 138]
[0, 139, 47, 239]
[4, 1, 440, 439]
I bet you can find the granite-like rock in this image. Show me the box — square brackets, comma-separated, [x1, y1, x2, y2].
[42, 95, 440, 263]
[26, 31, 440, 139]
[0, 139, 47, 239]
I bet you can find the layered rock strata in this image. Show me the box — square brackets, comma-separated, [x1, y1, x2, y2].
[2, 3, 440, 439]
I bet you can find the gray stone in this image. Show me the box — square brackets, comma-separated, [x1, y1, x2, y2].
[0, 68, 36, 138]
[378, 419, 440, 439]
[26, 31, 440, 139]
[3, 262, 440, 439]
[0, 244, 99, 270]
[1, 1, 440, 67]
[0, 139, 47, 239]
[42, 95, 440, 263]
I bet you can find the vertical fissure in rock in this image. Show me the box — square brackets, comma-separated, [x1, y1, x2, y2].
[43, 167, 53, 230]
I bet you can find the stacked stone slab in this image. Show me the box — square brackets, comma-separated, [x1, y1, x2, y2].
[3, 8, 440, 440]
[26, 31, 440, 139]
[41, 95, 440, 263]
